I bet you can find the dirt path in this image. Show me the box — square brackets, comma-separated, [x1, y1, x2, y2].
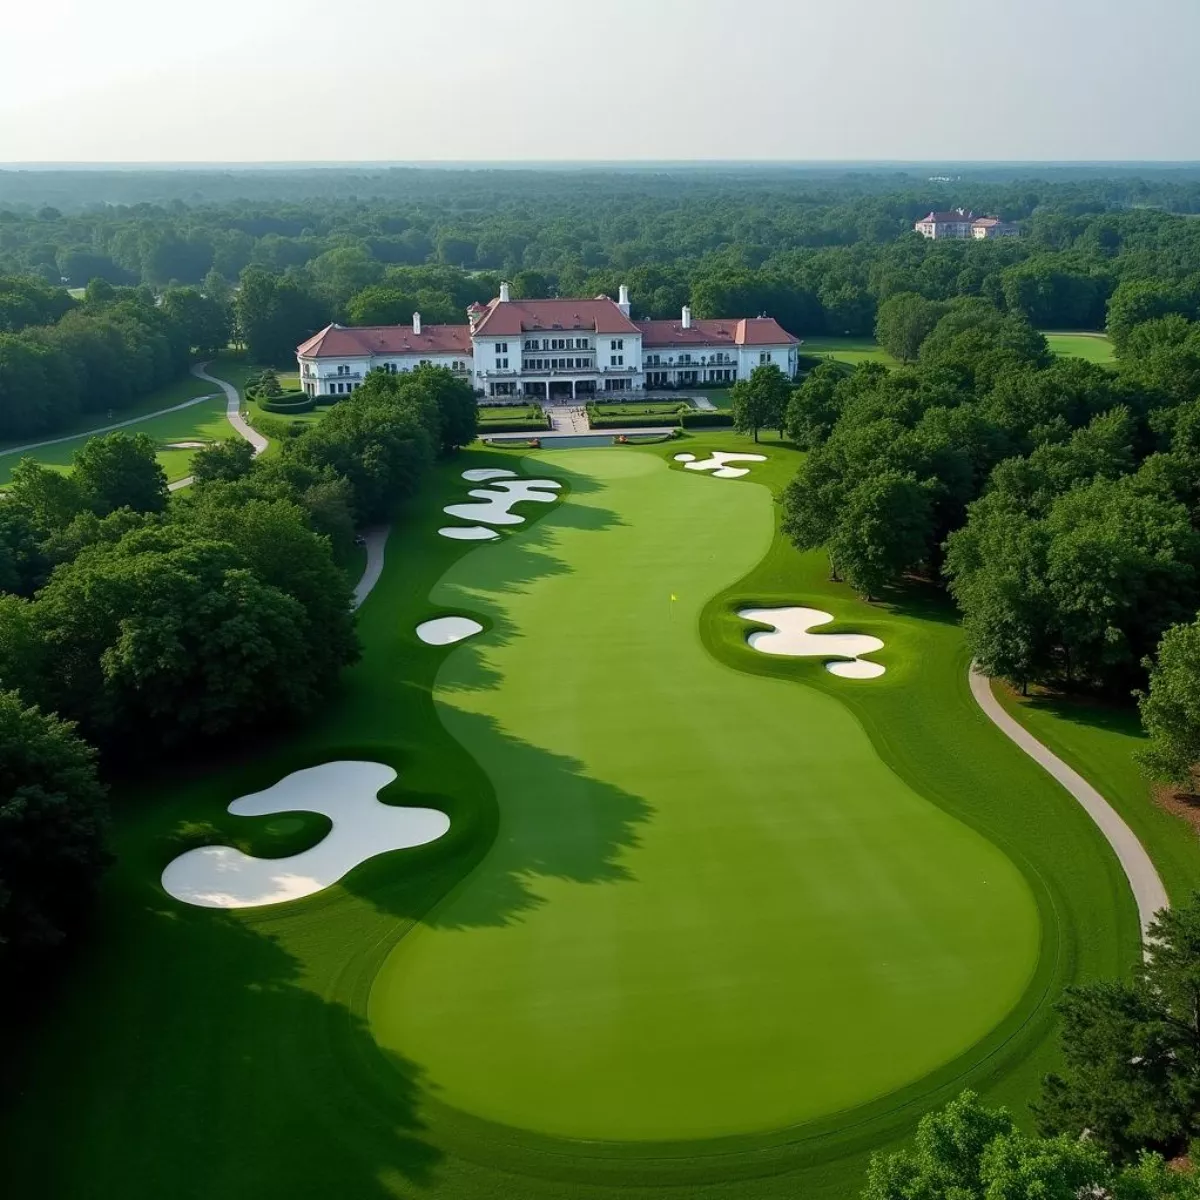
[969, 664, 1168, 935]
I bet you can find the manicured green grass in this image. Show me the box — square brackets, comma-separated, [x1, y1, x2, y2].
[794, 333, 1115, 371]
[798, 336, 901, 367]
[372, 448, 1038, 1141]
[1043, 332, 1116, 365]
[0, 375, 226, 485]
[478, 404, 541, 423]
[0, 433, 1139, 1199]
[994, 684, 1200, 905]
[589, 400, 686, 416]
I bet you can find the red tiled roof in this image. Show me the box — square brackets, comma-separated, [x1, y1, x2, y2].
[297, 323, 472, 359]
[472, 296, 639, 337]
[972, 217, 1008, 227]
[636, 316, 799, 348]
[917, 211, 976, 224]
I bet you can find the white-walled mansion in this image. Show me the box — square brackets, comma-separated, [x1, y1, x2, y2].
[296, 283, 800, 401]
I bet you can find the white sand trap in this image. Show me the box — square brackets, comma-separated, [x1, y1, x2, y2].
[462, 468, 518, 483]
[165, 440, 208, 449]
[443, 478, 561, 526]
[438, 525, 500, 541]
[416, 616, 483, 646]
[738, 606, 886, 678]
[827, 658, 887, 679]
[161, 762, 450, 909]
[679, 451, 767, 479]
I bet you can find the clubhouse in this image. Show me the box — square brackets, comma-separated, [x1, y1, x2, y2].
[296, 284, 800, 401]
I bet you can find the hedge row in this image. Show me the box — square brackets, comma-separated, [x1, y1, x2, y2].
[477, 419, 549, 433]
[680, 411, 735, 428]
[259, 395, 317, 414]
[589, 414, 681, 429]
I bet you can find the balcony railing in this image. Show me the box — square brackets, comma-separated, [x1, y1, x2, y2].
[520, 366, 600, 377]
[325, 371, 363, 381]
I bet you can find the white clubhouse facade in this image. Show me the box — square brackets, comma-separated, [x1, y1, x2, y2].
[297, 283, 800, 401]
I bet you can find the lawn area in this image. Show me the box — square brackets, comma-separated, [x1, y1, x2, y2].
[478, 404, 542, 423]
[0, 435, 1138, 1199]
[588, 400, 686, 416]
[0, 374, 227, 485]
[793, 332, 1116, 371]
[994, 684, 1200, 905]
[1043, 331, 1116, 365]
[798, 336, 901, 367]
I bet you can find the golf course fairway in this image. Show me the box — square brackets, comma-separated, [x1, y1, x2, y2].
[369, 449, 1040, 1141]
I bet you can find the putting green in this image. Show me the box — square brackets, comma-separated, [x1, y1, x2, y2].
[369, 450, 1040, 1141]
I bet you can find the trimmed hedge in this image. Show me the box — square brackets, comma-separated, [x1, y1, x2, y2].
[259, 395, 317, 414]
[589, 414, 681, 430]
[680, 411, 735, 428]
[477, 419, 549, 433]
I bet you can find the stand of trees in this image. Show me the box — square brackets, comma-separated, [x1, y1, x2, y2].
[0, 364, 476, 982]
[0, 277, 229, 440]
[781, 297, 1200, 702]
[7, 169, 1200, 371]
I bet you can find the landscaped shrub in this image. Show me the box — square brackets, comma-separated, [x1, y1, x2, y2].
[680, 411, 735, 428]
[476, 418, 549, 434]
[258, 394, 316, 414]
[590, 414, 682, 429]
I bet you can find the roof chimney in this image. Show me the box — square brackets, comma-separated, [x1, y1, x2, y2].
[682, 304, 692, 330]
[618, 284, 631, 317]
[412, 311, 422, 336]
[499, 281, 511, 303]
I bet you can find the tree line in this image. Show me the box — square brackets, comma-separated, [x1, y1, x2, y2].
[0, 276, 228, 440]
[8, 173, 1200, 367]
[775, 288, 1200, 788]
[0, 366, 476, 981]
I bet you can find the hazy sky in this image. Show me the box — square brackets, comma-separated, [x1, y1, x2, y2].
[2, 0, 1197, 163]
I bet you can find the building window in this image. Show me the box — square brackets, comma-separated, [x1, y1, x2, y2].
[760, 352, 772, 364]
[497, 357, 508, 369]
[496, 343, 508, 354]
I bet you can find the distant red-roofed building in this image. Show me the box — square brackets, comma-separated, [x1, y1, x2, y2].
[296, 281, 800, 401]
[971, 216, 1020, 239]
[914, 209, 1020, 240]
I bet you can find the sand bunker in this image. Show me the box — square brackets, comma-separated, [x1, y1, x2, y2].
[160, 762, 450, 909]
[738, 606, 886, 678]
[674, 451, 767, 479]
[166, 441, 208, 449]
[416, 616, 483, 646]
[438, 526, 500, 541]
[462, 468, 518, 483]
[443, 478, 561, 526]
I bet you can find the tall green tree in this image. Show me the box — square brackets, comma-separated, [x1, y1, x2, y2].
[730, 363, 790, 442]
[72, 432, 168, 517]
[0, 689, 109, 960]
[829, 470, 933, 599]
[1136, 616, 1200, 788]
[874, 292, 946, 362]
[1036, 895, 1200, 1161]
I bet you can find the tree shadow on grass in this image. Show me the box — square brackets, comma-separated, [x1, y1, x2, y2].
[1010, 687, 1146, 740]
[873, 574, 962, 628]
[407, 707, 651, 931]
[1, 897, 443, 1200]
